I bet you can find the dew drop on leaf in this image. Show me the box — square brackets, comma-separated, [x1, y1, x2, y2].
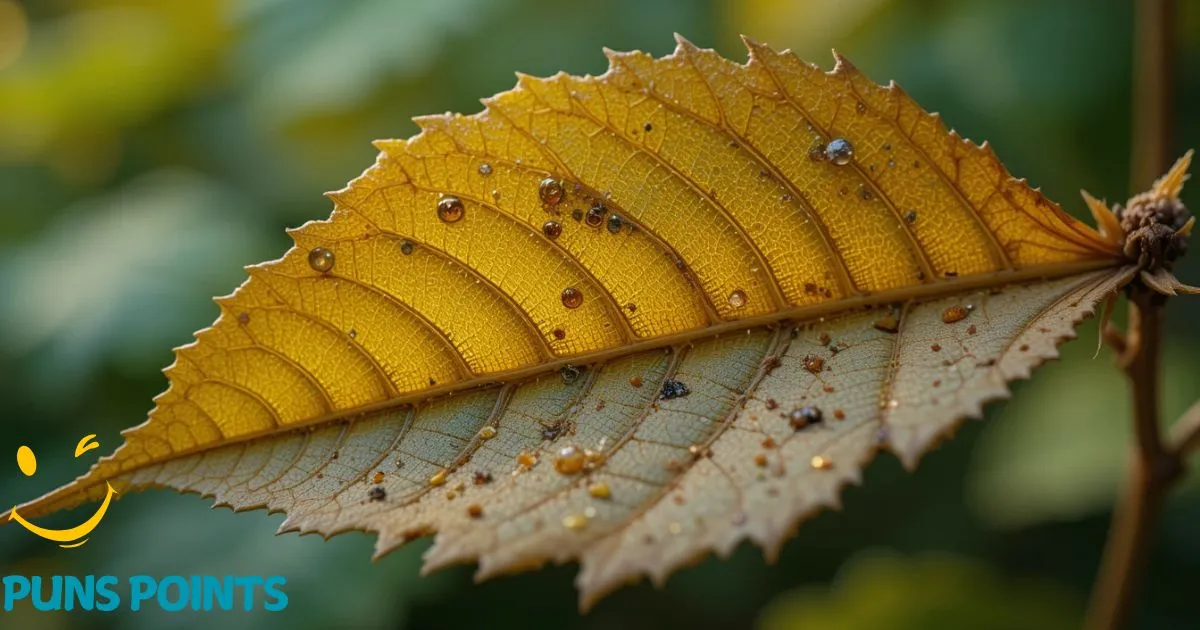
[606, 214, 623, 234]
[562, 514, 588, 531]
[307, 247, 335, 273]
[728, 289, 748, 309]
[477, 426, 497, 440]
[478, 163, 493, 176]
[588, 482, 611, 499]
[542, 220, 563, 239]
[561, 287, 583, 309]
[400, 239, 415, 255]
[554, 446, 586, 475]
[824, 137, 855, 165]
[810, 456, 833, 470]
[539, 177, 565, 205]
[437, 196, 465, 223]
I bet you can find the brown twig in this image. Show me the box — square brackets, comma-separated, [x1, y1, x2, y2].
[1169, 400, 1200, 455]
[1084, 288, 1182, 630]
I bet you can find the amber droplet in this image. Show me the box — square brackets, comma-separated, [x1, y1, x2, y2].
[833, 409, 846, 420]
[803, 355, 824, 374]
[237, 312, 250, 325]
[873, 315, 900, 333]
[931, 343, 942, 352]
[466, 504, 484, 518]
[825, 137, 855, 165]
[552, 328, 566, 340]
[561, 287, 583, 309]
[967, 324, 978, 335]
[629, 375, 643, 388]
[477, 426, 497, 440]
[765, 398, 778, 410]
[811, 456, 833, 470]
[584, 204, 605, 227]
[308, 247, 335, 272]
[606, 214, 623, 234]
[372, 471, 385, 484]
[539, 177, 565, 205]
[542, 220, 563, 239]
[728, 289, 748, 309]
[942, 305, 970, 323]
[905, 210, 918, 223]
[562, 514, 588, 530]
[437, 196, 465, 223]
[517, 451, 538, 469]
[554, 446, 587, 475]
[429, 470, 448, 486]
[588, 482, 612, 499]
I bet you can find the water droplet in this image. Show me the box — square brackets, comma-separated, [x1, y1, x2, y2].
[372, 471, 385, 484]
[888, 158, 897, 168]
[808, 142, 827, 162]
[606, 214, 623, 234]
[824, 137, 855, 165]
[585, 203, 605, 227]
[560, 364, 581, 384]
[552, 328, 566, 340]
[588, 481, 611, 499]
[477, 426, 497, 440]
[942, 305, 969, 323]
[659, 379, 690, 400]
[478, 163, 493, 176]
[789, 405, 823, 430]
[904, 210, 917, 223]
[429, 470, 448, 486]
[810, 455, 833, 470]
[517, 451, 538, 469]
[561, 287, 583, 309]
[803, 355, 824, 374]
[542, 220, 562, 239]
[368, 486, 387, 502]
[643, 122, 653, 132]
[855, 101, 867, 114]
[467, 504, 483, 518]
[348, 329, 357, 339]
[728, 289, 748, 309]
[562, 513, 588, 530]
[237, 312, 250, 325]
[437, 196, 465, 223]
[858, 185, 873, 200]
[555, 446, 587, 475]
[571, 208, 583, 222]
[754, 453, 769, 467]
[833, 409, 846, 420]
[539, 177, 565, 205]
[400, 239, 415, 255]
[308, 247, 335, 272]
[931, 343, 941, 352]
[629, 375, 643, 388]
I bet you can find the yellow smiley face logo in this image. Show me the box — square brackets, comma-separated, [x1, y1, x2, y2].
[9, 435, 117, 548]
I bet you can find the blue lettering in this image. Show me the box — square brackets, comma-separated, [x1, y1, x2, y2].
[232, 576, 263, 611]
[2, 575, 30, 611]
[129, 575, 156, 611]
[95, 576, 120, 612]
[31, 576, 61, 612]
[204, 575, 233, 611]
[263, 576, 287, 612]
[63, 575, 93, 611]
[157, 576, 188, 612]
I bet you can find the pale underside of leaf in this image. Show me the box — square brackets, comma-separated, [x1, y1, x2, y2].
[5, 38, 1132, 607]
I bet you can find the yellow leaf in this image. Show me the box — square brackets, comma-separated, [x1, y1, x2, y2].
[12, 36, 1179, 608]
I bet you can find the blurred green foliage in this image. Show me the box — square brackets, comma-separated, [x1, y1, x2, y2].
[0, 0, 1197, 628]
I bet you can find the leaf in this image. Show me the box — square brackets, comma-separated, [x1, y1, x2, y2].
[8, 37, 1153, 608]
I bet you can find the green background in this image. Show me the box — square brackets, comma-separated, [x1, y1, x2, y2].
[1, 0, 1198, 628]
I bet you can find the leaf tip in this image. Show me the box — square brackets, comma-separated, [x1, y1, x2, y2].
[1153, 149, 1194, 200]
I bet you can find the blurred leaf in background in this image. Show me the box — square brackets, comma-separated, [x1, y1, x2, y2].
[0, 0, 1197, 628]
